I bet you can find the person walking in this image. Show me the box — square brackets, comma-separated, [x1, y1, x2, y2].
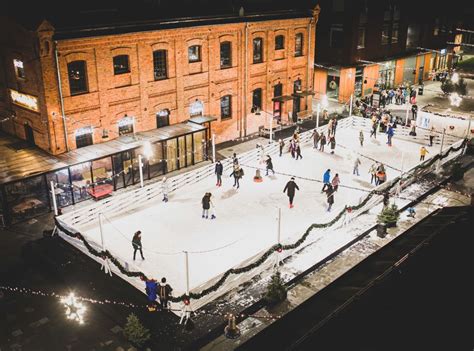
[322, 169, 331, 192]
[331, 173, 340, 192]
[279, 139, 285, 157]
[215, 160, 223, 187]
[283, 177, 299, 208]
[265, 155, 275, 175]
[329, 134, 336, 154]
[331, 117, 338, 136]
[359, 130, 364, 147]
[386, 124, 394, 147]
[429, 127, 436, 147]
[158, 277, 173, 311]
[289, 139, 296, 158]
[319, 133, 327, 152]
[132, 231, 144, 261]
[370, 120, 377, 138]
[311, 129, 320, 149]
[295, 142, 303, 160]
[326, 184, 335, 212]
[209, 193, 216, 219]
[202, 192, 211, 219]
[420, 146, 429, 161]
[232, 152, 239, 165]
[369, 162, 378, 185]
[161, 176, 169, 202]
[411, 103, 418, 120]
[230, 164, 243, 188]
[353, 157, 361, 176]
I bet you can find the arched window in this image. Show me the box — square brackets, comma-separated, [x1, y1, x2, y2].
[189, 100, 204, 117]
[153, 50, 168, 80]
[156, 109, 170, 128]
[220, 42, 232, 68]
[252, 88, 262, 111]
[295, 33, 303, 56]
[253, 38, 263, 63]
[118, 116, 134, 135]
[188, 45, 201, 63]
[113, 55, 130, 75]
[67, 60, 88, 95]
[221, 95, 232, 119]
[275, 35, 284, 50]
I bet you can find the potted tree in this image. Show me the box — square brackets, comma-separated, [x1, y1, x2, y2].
[123, 313, 150, 349]
[377, 204, 400, 238]
[264, 271, 287, 306]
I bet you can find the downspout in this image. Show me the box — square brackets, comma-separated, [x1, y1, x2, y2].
[54, 41, 69, 152]
[307, 20, 312, 112]
[243, 22, 248, 137]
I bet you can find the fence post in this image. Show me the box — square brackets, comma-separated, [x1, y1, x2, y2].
[138, 154, 144, 188]
[212, 134, 216, 162]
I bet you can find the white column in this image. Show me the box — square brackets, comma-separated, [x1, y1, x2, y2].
[212, 133, 216, 162]
[316, 103, 320, 129]
[349, 94, 353, 117]
[184, 251, 190, 296]
[138, 154, 144, 188]
[277, 207, 281, 244]
[98, 213, 105, 249]
[50, 181, 58, 216]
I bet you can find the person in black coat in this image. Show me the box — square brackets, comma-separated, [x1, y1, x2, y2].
[132, 231, 144, 260]
[265, 156, 275, 176]
[215, 160, 223, 186]
[230, 164, 243, 188]
[202, 192, 211, 219]
[283, 177, 300, 208]
[326, 184, 335, 212]
[158, 277, 173, 311]
[295, 142, 303, 160]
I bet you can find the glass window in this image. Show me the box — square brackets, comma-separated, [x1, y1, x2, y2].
[275, 35, 284, 50]
[113, 55, 130, 75]
[359, 10, 368, 25]
[122, 150, 135, 186]
[193, 131, 205, 164]
[75, 126, 93, 148]
[330, 25, 344, 48]
[118, 116, 134, 135]
[252, 88, 262, 111]
[177, 136, 186, 169]
[274, 83, 283, 97]
[186, 134, 193, 167]
[46, 169, 73, 208]
[189, 100, 204, 118]
[68, 60, 88, 95]
[149, 142, 165, 178]
[391, 23, 399, 43]
[153, 50, 168, 80]
[165, 138, 177, 173]
[381, 23, 390, 45]
[253, 38, 263, 64]
[13, 59, 25, 79]
[70, 162, 92, 203]
[358, 27, 366, 49]
[220, 42, 232, 68]
[188, 45, 201, 63]
[294, 79, 302, 93]
[406, 24, 420, 48]
[5, 175, 49, 224]
[112, 154, 125, 190]
[92, 157, 113, 186]
[383, 8, 391, 21]
[295, 33, 303, 57]
[156, 109, 170, 128]
[221, 95, 232, 119]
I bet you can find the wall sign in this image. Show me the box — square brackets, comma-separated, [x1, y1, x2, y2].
[9, 89, 39, 112]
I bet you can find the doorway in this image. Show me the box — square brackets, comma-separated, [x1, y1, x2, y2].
[24, 123, 35, 146]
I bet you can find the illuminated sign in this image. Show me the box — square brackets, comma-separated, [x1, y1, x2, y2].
[9, 89, 39, 112]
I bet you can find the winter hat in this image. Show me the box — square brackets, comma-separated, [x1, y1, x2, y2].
[161, 277, 166, 283]
[291, 177, 295, 180]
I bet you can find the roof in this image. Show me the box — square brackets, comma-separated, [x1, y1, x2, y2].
[188, 116, 218, 125]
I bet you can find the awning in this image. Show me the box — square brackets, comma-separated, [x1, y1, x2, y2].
[272, 95, 293, 102]
[188, 116, 217, 125]
[292, 90, 315, 98]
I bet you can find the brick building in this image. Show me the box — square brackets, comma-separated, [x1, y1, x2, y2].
[0, 3, 320, 155]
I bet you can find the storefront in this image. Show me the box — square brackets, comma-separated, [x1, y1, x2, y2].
[354, 67, 364, 98]
[326, 70, 340, 100]
[402, 56, 417, 85]
[378, 60, 396, 89]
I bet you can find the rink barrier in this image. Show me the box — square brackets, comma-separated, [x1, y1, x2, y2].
[54, 136, 467, 304]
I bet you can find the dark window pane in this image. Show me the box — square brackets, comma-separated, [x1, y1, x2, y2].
[13, 59, 25, 79]
[295, 33, 303, 56]
[220, 42, 232, 68]
[113, 55, 130, 75]
[75, 127, 93, 148]
[221, 95, 231, 119]
[275, 35, 284, 50]
[188, 45, 201, 63]
[253, 38, 263, 64]
[68, 60, 88, 95]
[252, 88, 262, 110]
[330, 25, 344, 48]
[274, 83, 283, 97]
[381, 23, 390, 45]
[153, 50, 167, 80]
[156, 109, 170, 128]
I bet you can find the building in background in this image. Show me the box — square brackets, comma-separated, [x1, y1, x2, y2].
[313, 0, 465, 103]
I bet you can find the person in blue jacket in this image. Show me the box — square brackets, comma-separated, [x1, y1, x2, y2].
[322, 169, 331, 192]
[386, 124, 394, 147]
[145, 279, 158, 311]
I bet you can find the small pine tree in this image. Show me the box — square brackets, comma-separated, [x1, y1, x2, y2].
[123, 313, 150, 347]
[377, 203, 400, 226]
[441, 79, 454, 95]
[265, 271, 287, 305]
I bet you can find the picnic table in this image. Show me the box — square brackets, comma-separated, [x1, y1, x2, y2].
[87, 184, 113, 200]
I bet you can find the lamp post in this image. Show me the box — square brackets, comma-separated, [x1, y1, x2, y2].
[138, 141, 153, 188]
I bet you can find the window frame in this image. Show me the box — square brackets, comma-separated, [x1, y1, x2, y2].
[13, 59, 25, 79]
[357, 27, 366, 49]
[153, 50, 168, 81]
[275, 35, 285, 50]
[75, 127, 93, 148]
[329, 24, 344, 48]
[295, 33, 304, 57]
[391, 22, 399, 44]
[220, 41, 232, 69]
[253, 37, 263, 64]
[67, 60, 89, 95]
[220, 95, 232, 120]
[188, 45, 202, 63]
[381, 23, 390, 45]
[252, 88, 262, 111]
[113, 55, 130, 75]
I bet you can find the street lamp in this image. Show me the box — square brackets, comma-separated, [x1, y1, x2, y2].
[138, 141, 153, 188]
[252, 107, 275, 143]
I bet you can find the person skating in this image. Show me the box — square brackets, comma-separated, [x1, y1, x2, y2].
[353, 157, 361, 176]
[429, 127, 436, 147]
[145, 279, 158, 311]
[329, 134, 336, 154]
[209, 193, 216, 219]
[411, 103, 418, 120]
[283, 177, 299, 208]
[376, 169, 387, 185]
[311, 129, 320, 149]
[331, 117, 338, 136]
[322, 169, 331, 192]
[132, 231, 144, 261]
[201, 192, 211, 219]
[161, 176, 169, 202]
[279, 139, 285, 157]
[369, 162, 378, 185]
[158, 277, 173, 311]
[295, 142, 303, 160]
[370, 120, 377, 138]
[232, 152, 239, 165]
[386, 124, 394, 147]
[325, 183, 335, 212]
[230, 164, 244, 188]
[359, 130, 364, 147]
[265, 155, 275, 176]
[331, 173, 340, 192]
[215, 160, 223, 186]
[319, 133, 327, 152]
[420, 146, 429, 161]
[289, 139, 296, 158]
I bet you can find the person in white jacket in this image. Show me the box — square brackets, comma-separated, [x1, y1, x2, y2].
[162, 177, 169, 202]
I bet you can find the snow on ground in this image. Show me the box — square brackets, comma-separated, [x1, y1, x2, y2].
[67, 121, 457, 308]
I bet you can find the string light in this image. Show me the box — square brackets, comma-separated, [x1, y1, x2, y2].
[61, 293, 86, 325]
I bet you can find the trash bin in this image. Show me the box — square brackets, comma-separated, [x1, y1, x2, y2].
[418, 85, 424, 96]
[376, 223, 387, 238]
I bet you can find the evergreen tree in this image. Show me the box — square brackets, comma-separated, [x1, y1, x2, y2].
[377, 203, 400, 226]
[123, 313, 150, 348]
[265, 271, 287, 305]
[441, 79, 454, 95]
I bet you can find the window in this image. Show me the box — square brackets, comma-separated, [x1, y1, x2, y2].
[393, 5, 400, 21]
[118, 116, 134, 135]
[156, 109, 170, 128]
[221, 95, 232, 119]
[295, 33, 303, 56]
[383, 8, 391, 21]
[75, 126, 93, 148]
[274, 83, 283, 97]
[253, 38, 263, 64]
[391, 22, 399, 43]
[252, 88, 262, 111]
[113, 55, 130, 75]
[189, 100, 204, 117]
[275, 35, 284, 50]
[188, 45, 201, 63]
[293, 79, 302, 93]
[68, 60, 88, 95]
[381, 23, 390, 45]
[329, 24, 344, 48]
[220, 42, 232, 68]
[13, 59, 25, 79]
[153, 50, 167, 80]
[357, 27, 366, 49]
[359, 10, 368, 25]
[433, 18, 440, 36]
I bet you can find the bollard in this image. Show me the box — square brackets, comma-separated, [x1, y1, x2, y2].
[224, 314, 241, 339]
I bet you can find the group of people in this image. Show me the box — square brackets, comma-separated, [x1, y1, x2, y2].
[310, 117, 338, 154]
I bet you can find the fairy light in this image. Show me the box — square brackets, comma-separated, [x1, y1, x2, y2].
[61, 293, 86, 325]
[449, 92, 462, 107]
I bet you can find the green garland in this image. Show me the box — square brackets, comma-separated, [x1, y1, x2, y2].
[54, 138, 467, 303]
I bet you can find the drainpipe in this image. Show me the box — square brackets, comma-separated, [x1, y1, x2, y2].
[54, 42, 69, 152]
[307, 20, 312, 112]
[243, 22, 248, 137]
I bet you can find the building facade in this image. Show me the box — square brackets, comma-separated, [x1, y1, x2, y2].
[0, 7, 320, 155]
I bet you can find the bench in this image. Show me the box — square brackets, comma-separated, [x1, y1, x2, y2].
[87, 184, 114, 200]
